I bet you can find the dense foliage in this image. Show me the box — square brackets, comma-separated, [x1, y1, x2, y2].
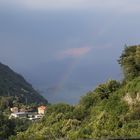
[10, 77, 140, 140]
[0, 113, 31, 140]
[118, 45, 140, 81]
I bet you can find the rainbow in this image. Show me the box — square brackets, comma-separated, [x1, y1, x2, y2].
[57, 58, 80, 89]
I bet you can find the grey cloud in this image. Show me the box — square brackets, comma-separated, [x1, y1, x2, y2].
[0, 1, 140, 103]
[1, 0, 140, 13]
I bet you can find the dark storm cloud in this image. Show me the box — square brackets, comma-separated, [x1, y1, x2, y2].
[0, 0, 140, 103]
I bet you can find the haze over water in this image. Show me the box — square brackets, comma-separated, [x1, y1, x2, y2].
[0, 0, 140, 104]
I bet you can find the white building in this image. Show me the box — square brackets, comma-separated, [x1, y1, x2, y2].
[9, 112, 28, 119]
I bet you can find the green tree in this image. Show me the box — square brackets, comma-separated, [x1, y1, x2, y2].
[118, 45, 140, 80]
[94, 80, 120, 99]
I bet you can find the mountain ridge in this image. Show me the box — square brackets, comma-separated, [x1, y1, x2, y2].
[0, 62, 47, 104]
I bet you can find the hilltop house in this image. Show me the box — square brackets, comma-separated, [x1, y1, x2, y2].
[9, 106, 47, 120]
[38, 106, 47, 115]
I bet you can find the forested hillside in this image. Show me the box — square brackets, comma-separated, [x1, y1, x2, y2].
[0, 62, 47, 105]
[0, 63, 48, 139]
[8, 45, 140, 139]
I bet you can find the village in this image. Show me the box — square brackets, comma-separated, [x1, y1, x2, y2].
[9, 105, 47, 120]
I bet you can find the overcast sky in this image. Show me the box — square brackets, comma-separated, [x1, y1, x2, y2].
[0, 0, 140, 104]
[1, 0, 140, 12]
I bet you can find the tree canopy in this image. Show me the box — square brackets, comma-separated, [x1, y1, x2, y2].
[118, 45, 140, 81]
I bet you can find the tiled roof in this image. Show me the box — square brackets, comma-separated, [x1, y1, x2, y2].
[38, 106, 46, 110]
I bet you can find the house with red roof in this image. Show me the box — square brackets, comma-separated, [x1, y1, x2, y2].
[38, 106, 47, 115]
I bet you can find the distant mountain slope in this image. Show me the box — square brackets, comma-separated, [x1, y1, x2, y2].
[0, 62, 47, 104]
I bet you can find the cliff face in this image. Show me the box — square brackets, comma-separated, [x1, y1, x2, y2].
[0, 62, 47, 104]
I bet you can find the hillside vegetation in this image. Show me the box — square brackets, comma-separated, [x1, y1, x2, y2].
[0, 63, 47, 105]
[8, 45, 140, 139]
[0, 63, 48, 139]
